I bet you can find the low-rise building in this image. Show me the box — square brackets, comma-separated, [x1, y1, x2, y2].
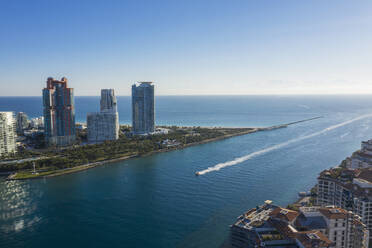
[230, 200, 368, 248]
[159, 139, 181, 148]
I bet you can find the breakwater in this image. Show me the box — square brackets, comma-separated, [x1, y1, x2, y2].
[257, 116, 323, 131]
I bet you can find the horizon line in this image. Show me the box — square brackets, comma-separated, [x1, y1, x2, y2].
[2, 93, 372, 97]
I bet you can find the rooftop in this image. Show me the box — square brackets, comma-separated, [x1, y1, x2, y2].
[269, 207, 299, 223]
[295, 214, 327, 230]
[356, 169, 372, 182]
[233, 202, 278, 230]
[133, 82, 154, 87]
[318, 207, 348, 219]
[296, 230, 333, 248]
[232, 201, 337, 248]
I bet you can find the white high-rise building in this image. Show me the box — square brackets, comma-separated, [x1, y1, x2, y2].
[87, 89, 119, 143]
[100, 89, 117, 113]
[0, 112, 17, 156]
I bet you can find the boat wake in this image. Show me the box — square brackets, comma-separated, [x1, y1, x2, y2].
[195, 114, 372, 176]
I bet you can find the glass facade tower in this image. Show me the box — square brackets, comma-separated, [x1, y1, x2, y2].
[43, 77, 76, 146]
[132, 82, 155, 134]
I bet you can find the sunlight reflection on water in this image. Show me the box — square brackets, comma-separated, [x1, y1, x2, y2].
[0, 180, 42, 233]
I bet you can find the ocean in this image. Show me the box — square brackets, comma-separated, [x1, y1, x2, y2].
[1, 95, 372, 247]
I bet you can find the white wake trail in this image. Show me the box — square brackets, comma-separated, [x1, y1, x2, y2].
[196, 114, 372, 175]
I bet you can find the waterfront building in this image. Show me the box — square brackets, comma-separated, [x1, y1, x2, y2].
[345, 139, 372, 169]
[16, 112, 29, 135]
[316, 167, 372, 243]
[0, 112, 17, 156]
[230, 200, 369, 248]
[100, 89, 117, 113]
[30, 116, 44, 129]
[87, 89, 119, 143]
[42, 77, 76, 146]
[132, 82, 155, 134]
[87, 112, 119, 142]
[298, 206, 369, 248]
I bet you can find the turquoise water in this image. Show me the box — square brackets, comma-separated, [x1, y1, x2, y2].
[1, 96, 372, 247]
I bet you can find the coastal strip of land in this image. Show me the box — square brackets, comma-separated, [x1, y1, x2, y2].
[3, 116, 322, 180]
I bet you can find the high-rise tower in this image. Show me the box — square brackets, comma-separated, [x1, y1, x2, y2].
[87, 89, 119, 142]
[0, 112, 17, 156]
[43, 77, 76, 146]
[16, 112, 29, 135]
[100, 89, 117, 113]
[132, 82, 155, 134]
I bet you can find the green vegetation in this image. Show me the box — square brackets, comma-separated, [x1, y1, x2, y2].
[286, 204, 299, 212]
[329, 167, 343, 179]
[12, 171, 55, 179]
[2, 126, 254, 179]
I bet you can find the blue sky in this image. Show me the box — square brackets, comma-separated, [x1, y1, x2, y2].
[0, 0, 372, 96]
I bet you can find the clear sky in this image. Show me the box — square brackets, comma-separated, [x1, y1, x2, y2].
[1, 0, 372, 96]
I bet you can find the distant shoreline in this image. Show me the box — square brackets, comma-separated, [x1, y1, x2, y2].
[7, 128, 259, 180]
[5, 116, 322, 180]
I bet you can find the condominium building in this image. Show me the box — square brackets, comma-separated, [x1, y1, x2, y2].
[100, 89, 117, 113]
[345, 139, 372, 169]
[317, 167, 372, 243]
[0, 112, 17, 156]
[230, 200, 369, 248]
[43, 77, 76, 146]
[87, 112, 119, 142]
[87, 89, 119, 143]
[230, 200, 302, 248]
[297, 206, 369, 248]
[16, 112, 29, 135]
[132, 82, 155, 134]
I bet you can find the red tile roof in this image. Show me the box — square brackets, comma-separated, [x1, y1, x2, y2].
[318, 207, 348, 219]
[296, 230, 333, 248]
[269, 207, 299, 223]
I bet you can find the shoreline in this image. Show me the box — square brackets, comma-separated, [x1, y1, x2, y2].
[5, 116, 322, 180]
[6, 128, 259, 180]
